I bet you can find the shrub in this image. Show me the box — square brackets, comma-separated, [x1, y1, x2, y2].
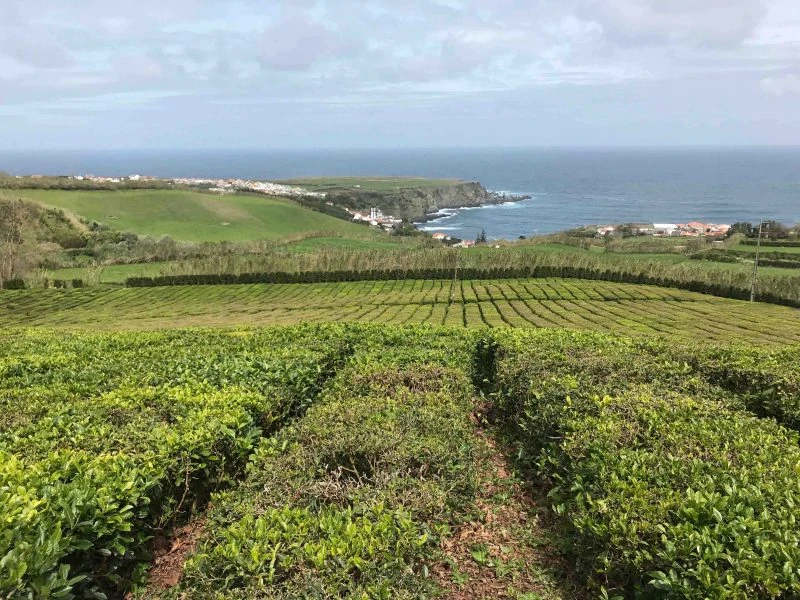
[485, 329, 800, 598]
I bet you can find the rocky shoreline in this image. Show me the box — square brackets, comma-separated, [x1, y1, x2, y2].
[415, 190, 532, 223]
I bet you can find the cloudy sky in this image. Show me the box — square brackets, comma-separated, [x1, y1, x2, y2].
[1, 0, 799, 149]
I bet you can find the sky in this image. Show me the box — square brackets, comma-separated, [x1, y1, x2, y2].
[1, 0, 799, 149]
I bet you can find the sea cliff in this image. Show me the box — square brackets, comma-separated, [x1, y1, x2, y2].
[324, 181, 522, 221]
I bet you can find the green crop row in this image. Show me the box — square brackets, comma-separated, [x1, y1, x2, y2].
[740, 239, 800, 248]
[481, 329, 800, 598]
[5, 325, 800, 599]
[160, 327, 480, 598]
[124, 266, 800, 308]
[676, 344, 800, 432]
[0, 326, 353, 599]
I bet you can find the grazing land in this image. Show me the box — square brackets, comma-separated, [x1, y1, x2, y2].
[14, 189, 368, 242]
[3, 324, 800, 599]
[1, 278, 799, 343]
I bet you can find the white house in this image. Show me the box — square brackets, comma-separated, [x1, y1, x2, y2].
[654, 223, 678, 236]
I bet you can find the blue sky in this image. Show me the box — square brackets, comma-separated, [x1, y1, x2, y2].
[1, 0, 799, 149]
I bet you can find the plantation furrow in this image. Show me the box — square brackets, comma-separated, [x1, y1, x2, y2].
[478, 301, 510, 328]
[680, 302, 800, 343]
[607, 300, 682, 335]
[585, 299, 671, 335]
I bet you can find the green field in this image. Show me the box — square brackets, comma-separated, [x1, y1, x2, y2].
[4, 324, 800, 599]
[730, 243, 800, 253]
[2, 278, 798, 343]
[16, 189, 368, 242]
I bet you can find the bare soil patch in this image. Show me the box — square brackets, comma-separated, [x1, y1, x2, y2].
[432, 413, 578, 599]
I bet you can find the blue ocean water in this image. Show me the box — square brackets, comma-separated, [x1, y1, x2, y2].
[1, 148, 798, 240]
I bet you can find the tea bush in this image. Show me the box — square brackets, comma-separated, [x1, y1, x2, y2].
[0, 326, 352, 598]
[486, 329, 800, 598]
[171, 328, 479, 598]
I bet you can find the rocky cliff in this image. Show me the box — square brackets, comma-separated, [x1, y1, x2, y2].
[325, 181, 496, 221]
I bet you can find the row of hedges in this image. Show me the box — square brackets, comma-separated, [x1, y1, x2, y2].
[125, 267, 800, 308]
[482, 329, 800, 599]
[172, 328, 479, 598]
[741, 239, 800, 247]
[691, 248, 800, 269]
[0, 278, 25, 290]
[1, 279, 85, 290]
[0, 327, 352, 599]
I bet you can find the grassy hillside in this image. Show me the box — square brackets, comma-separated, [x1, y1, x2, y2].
[1, 278, 798, 343]
[16, 189, 370, 242]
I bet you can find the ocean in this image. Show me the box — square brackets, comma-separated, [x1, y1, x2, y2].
[2, 147, 798, 240]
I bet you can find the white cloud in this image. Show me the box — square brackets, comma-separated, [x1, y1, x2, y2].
[761, 73, 800, 95]
[576, 0, 768, 47]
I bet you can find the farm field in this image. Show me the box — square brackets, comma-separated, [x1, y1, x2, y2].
[731, 244, 800, 254]
[15, 189, 368, 242]
[3, 324, 800, 599]
[2, 277, 799, 343]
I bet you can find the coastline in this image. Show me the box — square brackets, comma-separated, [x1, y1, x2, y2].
[414, 191, 532, 225]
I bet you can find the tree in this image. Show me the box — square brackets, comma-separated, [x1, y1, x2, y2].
[727, 222, 753, 238]
[393, 219, 418, 237]
[0, 199, 24, 287]
[476, 229, 487, 244]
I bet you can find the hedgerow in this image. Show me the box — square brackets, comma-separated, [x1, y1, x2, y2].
[169, 328, 479, 598]
[0, 327, 352, 598]
[484, 329, 800, 598]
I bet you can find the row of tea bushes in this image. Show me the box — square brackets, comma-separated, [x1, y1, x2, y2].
[123, 268, 800, 308]
[675, 344, 800, 432]
[483, 329, 800, 598]
[162, 328, 480, 598]
[740, 239, 800, 248]
[0, 327, 353, 599]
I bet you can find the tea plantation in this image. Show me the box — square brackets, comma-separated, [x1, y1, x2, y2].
[2, 278, 800, 344]
[2, 324, 800, 599]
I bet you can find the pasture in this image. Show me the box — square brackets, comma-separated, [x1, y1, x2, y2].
[15, 189, 367, 242]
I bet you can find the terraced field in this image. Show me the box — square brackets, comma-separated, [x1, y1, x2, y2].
[2, 278, 799, 343]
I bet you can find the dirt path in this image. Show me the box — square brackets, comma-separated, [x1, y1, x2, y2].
[133, 518, 206, 598]
[432, 413, 580, 599]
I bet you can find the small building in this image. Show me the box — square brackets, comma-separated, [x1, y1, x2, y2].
[654, 223, 678, 236]
[597, 225, 616, 237]
[431, 232, 450, 241]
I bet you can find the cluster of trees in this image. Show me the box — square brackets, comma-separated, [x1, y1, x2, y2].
[729, 221, 798, 240]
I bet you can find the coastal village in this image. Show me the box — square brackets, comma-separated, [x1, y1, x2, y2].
[64, 174, 327, 199]
[595, 222, 731, 238]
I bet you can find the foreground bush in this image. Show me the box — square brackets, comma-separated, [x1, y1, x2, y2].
[0, 327, 350, 598]
[487, 330, 800, 598]
[680, 344, 800, 432]
[172, 330, 478, 598]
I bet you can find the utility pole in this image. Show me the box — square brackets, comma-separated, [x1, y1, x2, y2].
[750, 219, 764, 302]
[450, 250, 459, 304]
